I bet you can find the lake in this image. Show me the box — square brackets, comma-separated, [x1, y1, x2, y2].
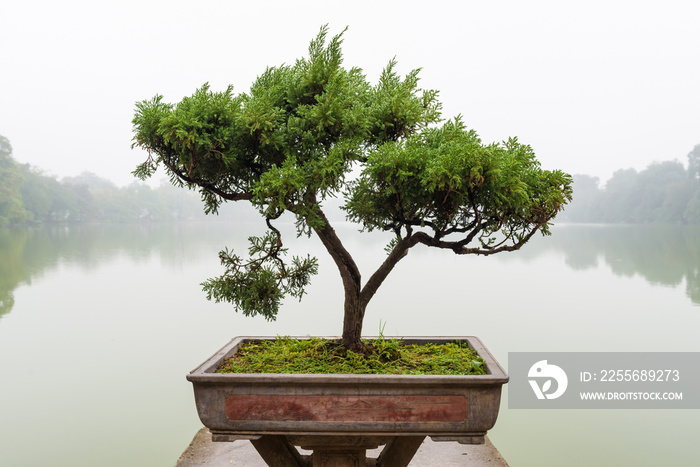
[0, 221, 698, 466]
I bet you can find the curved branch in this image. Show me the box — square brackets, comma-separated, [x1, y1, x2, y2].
[360, 233, 422, 308]
[264, 214, 287, 274]
[411, 221, 546, 256]
[161, 157, 254, 201]
[311, 203, 362, 289]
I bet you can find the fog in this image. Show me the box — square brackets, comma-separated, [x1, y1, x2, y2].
[2, 0, 699, 186]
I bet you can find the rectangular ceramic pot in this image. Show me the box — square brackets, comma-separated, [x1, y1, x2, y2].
[187, 336, 508, 444]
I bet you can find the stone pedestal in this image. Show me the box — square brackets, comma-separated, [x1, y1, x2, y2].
[248, 435, 426, 467]
[174, 427, 513, 467]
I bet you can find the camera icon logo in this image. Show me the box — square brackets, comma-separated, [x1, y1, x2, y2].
[528, 360, 568, 400]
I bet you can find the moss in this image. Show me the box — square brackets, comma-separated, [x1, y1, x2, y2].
[216, 336, 486, 375]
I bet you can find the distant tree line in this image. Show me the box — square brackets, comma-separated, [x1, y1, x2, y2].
[0, 134, 228, 226]
[3, 133, 700, 226]
[560, 144, 700, 224]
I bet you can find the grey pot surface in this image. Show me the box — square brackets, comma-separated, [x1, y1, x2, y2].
[187, 336, 508, 444]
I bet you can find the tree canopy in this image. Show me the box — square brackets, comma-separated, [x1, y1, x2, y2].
[132, 26, 573, 348]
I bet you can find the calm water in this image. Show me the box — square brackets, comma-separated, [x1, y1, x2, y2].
[0, 222, 699, 466]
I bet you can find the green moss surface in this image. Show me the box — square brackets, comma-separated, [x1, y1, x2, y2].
[216, 337, 486, 375]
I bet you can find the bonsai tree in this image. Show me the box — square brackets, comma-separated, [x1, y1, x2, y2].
[132, 27, 573, 350]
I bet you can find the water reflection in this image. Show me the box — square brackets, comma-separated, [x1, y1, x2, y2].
[2, 223, 700, 321]
[0, 222, 262, 320]
[0, 229, 26, 317]
[508, 224, 700, 306]
[1, 222, 698, 467]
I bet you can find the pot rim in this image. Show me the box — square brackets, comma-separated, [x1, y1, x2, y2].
[187, 336, 509, 386]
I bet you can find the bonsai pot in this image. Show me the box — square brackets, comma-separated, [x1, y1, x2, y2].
[186, 336, 507, 466]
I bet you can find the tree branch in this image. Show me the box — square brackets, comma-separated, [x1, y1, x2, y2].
[411, 221, 546, 256]
[360, 234, 422, 309]
[308, 197, 362, 289]
[161, 157, 254, 202]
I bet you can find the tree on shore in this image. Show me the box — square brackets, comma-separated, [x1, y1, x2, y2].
[0, 136, 27, 226]
[563, 149, 700, 225]
[132, 27, 573, 349]
[0, 136, 210, 225]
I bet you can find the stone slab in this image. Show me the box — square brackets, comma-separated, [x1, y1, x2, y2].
[175, 427, 510, 466]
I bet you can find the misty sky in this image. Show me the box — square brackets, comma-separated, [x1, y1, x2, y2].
[2, 0, 699, 187]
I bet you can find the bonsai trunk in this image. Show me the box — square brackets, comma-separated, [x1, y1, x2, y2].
[312, 206, 417, 350]
[312, 212, 366, 349]
[341, 286, 365, 350]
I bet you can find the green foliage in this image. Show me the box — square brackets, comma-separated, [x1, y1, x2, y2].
[216, 337, 486, 375]
[201, 232, 318, 320]
[132, 26, 441, 220]
[345, 119, 572, 251]
[131, 26, 573, 338]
